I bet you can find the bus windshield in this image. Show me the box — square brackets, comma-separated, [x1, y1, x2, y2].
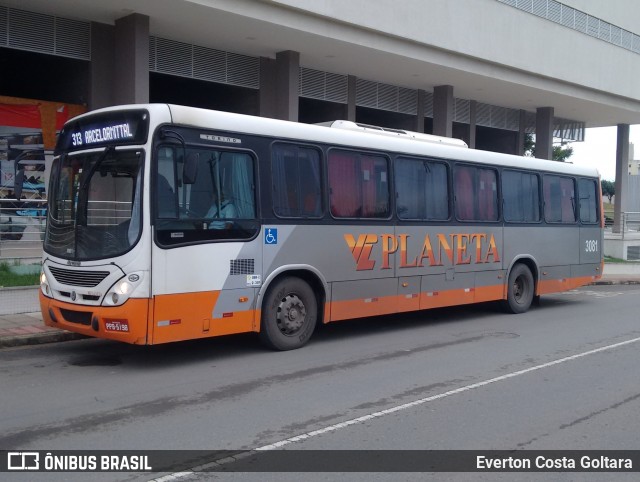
[44, 149, 143, 260]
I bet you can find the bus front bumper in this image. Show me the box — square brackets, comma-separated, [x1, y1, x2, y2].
[40, 292, 150, 345]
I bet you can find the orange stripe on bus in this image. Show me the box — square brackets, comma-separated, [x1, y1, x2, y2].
[537, 275, 599, 295]
[41, 270, 602, 343]
[152, 291, 255, 344]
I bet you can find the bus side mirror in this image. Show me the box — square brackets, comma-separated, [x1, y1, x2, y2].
[183, 153, 199, 185]
[14, 169, 25, 200]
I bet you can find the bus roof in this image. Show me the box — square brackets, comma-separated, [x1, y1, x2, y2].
[70, 103, 601, 179]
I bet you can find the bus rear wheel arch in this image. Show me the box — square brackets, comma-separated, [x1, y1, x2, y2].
[260, 276, 318, 350]
[503, 263, 535, 314]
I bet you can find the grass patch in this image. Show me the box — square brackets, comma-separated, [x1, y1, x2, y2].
[605, 255, 629, 264]
[0, 263, 40, 288]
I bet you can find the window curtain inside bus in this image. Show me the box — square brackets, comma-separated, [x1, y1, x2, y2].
[395, 158, 448, 220]
[454, 167, 474, 220]
[223, 152, 255, 219]
[478, 169, 498, 221]
[329, 152, 360, 217]
[544, 175, 575, 223]
[272, 145, 321, 217]
[361, 155, 377, 217]
[272, 145, 293, 216]
[503, 171, 540, 223]
[302, 150, 322, 216]
[560, 177, 576, 223]
[329, 151, 389, 218]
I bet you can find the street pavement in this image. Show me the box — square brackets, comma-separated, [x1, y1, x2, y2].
[1, 263, 639, 349]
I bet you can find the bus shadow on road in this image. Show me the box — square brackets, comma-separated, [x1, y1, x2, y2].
[57, 296, 579, 369]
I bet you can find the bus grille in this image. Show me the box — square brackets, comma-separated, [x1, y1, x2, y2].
[60, 309, 92, 325]
[230, 258, 255, 275]
[48, 266, 110, 287]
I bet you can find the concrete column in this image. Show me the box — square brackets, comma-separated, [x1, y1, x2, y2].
[517, 109, 527, 156]
[433, 85, 453, 137]
[114, 13, 149, 105]
[613, 123, 630, 233]
[468, 100, 477, 148]
[89, 22, 115, 110]
[275, 50, 299, 121]
[347, 75, 357, 122]
[535, 107, 554, 160]
[415, 90, 425, 133]
[259, 57, 277, 118]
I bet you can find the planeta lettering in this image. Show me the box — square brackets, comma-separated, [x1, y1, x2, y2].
[344, 232, 500, 271]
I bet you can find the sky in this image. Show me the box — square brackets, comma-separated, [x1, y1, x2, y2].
[568, 125, 640, 182]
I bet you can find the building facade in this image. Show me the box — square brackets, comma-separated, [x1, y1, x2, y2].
[1, 0, 640, 176]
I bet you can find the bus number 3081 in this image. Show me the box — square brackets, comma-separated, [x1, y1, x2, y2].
[585, 240, 598, 252]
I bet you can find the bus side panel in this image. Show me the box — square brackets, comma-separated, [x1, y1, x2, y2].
[331, 278, 398, 321]
[150, 235, 262, 344]
[538, 265, 574, 294]
[262, 224, 397, 322]
[474, 269, 507, 303]
[579, 224, 604, 267]
[420, 273, 475, 309]
[503, 225, 579, 293]
[397, 276, 421, 312]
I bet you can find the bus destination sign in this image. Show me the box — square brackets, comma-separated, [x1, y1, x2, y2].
[73, 123, 134, 147]
[56, 110, 149, 154]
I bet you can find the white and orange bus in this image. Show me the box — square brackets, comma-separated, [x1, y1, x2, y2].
[36, 104, 603, 350]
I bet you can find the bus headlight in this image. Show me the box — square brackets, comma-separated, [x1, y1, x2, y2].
[103, 272, 143, 306]
[40, 270, 51, 297]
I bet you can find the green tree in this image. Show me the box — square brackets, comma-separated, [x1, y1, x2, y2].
[524, 133, 573, 162]
[601, 179, 615, 203]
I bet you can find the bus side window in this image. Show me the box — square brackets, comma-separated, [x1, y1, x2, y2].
[579, 178, 598, 223]
[544, 175, 576, 223]
[328, 150, 389, 219]
[272, 144, 322, 218]
[503, 170, 540, 223]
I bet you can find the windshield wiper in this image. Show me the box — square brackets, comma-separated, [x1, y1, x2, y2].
[79, 146, 115, 192]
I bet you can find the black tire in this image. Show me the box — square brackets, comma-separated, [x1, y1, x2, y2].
[503, 264, 535, 314]
[260, 276, 318, 350]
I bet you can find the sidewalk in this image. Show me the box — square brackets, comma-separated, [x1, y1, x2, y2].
[2, 265, 640, 349]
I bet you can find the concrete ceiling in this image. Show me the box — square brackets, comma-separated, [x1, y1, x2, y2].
[6, 0, 640, 128]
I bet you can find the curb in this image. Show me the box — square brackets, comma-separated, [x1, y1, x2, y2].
[0, 330, 87, 349]
[590, 280, 640, 286]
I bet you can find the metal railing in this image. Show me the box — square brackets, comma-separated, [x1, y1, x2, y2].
[604, 211, 640, 239]
[0, 198, 47, 263]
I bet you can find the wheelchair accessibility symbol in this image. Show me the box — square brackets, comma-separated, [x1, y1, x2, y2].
[264, 228, 278, 245]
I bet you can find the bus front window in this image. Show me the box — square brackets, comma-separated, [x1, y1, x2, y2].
[44, 150, 144, 260]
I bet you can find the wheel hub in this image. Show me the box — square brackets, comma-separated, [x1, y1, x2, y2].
[276, 294, 306, 335]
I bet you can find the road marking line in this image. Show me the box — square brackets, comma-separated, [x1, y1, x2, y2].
[149, 335, 640, 481]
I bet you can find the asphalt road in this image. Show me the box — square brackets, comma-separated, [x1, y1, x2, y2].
[2, 285, 640, 481]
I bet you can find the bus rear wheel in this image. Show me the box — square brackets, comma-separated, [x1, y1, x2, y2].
[260, 276, 318, 350]
[503, 264, 535, 314]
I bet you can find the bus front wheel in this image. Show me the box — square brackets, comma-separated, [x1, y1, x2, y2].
[503, 264, 535, 314]
[260, 276, 318, 350]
